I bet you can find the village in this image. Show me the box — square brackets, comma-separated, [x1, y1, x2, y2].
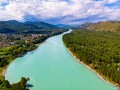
[0, 33, 45, 48]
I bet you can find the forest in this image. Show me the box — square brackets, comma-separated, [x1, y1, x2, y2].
[0, 77, 29, 90]
[63, 30, 120, 86]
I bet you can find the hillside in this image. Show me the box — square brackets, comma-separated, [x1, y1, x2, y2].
[81, 21, 120, 32]
[0, 20, 58, 33]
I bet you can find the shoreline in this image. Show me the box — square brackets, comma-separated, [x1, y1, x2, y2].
[0, 41, 46, 77]
[0, 30, 66, 77]
[1, 67, 7, 77]
[66, 48, 120, 89]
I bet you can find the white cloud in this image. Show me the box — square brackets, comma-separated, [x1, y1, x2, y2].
[106, 0, 118, 3]
[0, 0, 120, 24]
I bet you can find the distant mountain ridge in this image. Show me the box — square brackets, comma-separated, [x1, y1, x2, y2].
[56, 24, 78, 28]
[56, 24, 72, 28]
[0, 20, 58, 33]
[80, 21, 120, 32]
[25, 21, 58, 29]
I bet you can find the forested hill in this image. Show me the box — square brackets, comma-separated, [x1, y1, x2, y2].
[0, 20, 59, 33]
[80, 21, 120, 32]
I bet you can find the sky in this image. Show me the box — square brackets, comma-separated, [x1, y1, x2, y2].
[0, 0, 120, 25]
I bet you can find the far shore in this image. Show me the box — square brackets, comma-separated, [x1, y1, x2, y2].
[66, 48, 120, 89]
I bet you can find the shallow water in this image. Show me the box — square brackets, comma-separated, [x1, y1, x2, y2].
[5, 30, 117, 90]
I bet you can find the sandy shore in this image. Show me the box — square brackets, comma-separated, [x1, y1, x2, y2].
[0, 65, 8, 77]
[66, 48, 120, 89]
[1, 67, 7, 77]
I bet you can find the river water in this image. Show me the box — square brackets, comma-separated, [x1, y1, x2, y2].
[5, 30, 117, 90]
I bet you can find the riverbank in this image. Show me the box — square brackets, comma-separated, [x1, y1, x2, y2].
[0, 30, 67, 77]
[0, 42, 46, 77]
[0, 46, 36, 77]
[1, 67, 7, 76]
[66, 47, 120, 89]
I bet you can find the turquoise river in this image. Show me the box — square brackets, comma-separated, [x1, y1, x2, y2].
[5, 30, 117, 90]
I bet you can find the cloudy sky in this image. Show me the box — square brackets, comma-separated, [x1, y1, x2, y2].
[0, 0, 120, 24]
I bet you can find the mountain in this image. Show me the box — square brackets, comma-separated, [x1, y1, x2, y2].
[80, 21, 120, 32]
[25, 21, 58, 29]
[56, 24, 71, 28]
[56, 24, 79, 29]
[0, 20, 58, 33]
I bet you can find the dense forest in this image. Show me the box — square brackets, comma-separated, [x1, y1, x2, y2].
[0, 77, 29, 90]
[63, 30, 120, 86]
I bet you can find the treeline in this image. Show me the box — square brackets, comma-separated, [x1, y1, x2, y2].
[0, 77, 29, 90]
[63, 30, 120, 86]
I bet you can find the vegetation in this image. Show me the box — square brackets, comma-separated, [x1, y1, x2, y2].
[0, 77, 29, 90]
[0, 36, 36, 90]
[0, 43, 36, 67]
[63, 30, 120, 86]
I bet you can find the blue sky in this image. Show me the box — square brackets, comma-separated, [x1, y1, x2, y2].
[0, 0, 120, 24]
